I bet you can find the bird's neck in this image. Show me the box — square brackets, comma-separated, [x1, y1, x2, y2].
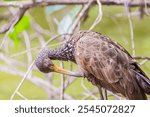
[48, 41, 75, 62]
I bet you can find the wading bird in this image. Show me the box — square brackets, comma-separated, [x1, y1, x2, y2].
[35, 30, 150, 100]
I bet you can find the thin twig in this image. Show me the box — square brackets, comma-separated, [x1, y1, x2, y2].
[0, 8, 27, 53]
[89, 0, 102, 30]
[124, 1, 135, 57]
[134, 56, 150, 60]
[0, 8, 27, 34]
[139, 59, 149, 66]
[81, 78, 98, 100]
[60, 61, 65, 100]
[72, 0, 94, 32]
[107, 91, 123, 100]
[10, 42, 64, 58]
[0, 53, 25, 67]
[10, 61, 35, 100]
[29, 13, 55, 37]
[23, 31, 32, 67]
[82, 88, 98, 100]
[16, 92, 28, 100]
[144, 0, 150, 15]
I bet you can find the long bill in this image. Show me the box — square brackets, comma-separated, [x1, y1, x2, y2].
[51, 65, 83, 77]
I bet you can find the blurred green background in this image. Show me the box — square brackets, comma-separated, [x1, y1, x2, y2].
[0, 4, 150, 100]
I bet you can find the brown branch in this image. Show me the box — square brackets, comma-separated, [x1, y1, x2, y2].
[133, 56, 150, 60]
[72, 0, 94, 32]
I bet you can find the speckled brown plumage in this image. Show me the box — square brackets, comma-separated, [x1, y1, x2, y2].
[36, 30, 150, 100]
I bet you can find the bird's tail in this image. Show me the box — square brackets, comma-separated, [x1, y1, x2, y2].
[134, 70, 150, 95]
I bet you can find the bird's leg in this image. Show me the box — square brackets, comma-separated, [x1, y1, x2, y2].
[97, 85, 104, 100]
[104, 89, 108, 100]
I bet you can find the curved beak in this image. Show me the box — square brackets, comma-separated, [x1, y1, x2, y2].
[51, 65, 83, 77]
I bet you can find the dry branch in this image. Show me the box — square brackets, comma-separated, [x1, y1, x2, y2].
[0, 8, 27, 34]
[72, 0, 94, 32]
[134, 56, 150, 60]
[0, 0, 150, 8]
[124, 1, 135, 57]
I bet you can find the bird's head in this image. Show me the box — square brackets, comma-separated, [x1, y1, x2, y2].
[35, 48, 54, 73]
[35, 48, 73, 75]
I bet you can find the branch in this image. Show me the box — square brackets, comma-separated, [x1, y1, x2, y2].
[133, 56, 150, 60]
[89, 0, 102, 30]
[125, 1, 135, 57]
[0, 0, 150, 8]
[0, 8, 27, 34]
[71, 0, 94, 32]
[60, 61, 65, 100]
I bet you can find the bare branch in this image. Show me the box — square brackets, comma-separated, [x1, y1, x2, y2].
[0, 8, 27, 50]
[124, 1, 135, 57]
[89, 0, 102, 30]
[133, 56, 150, 60]
[0, 0, 150, 8]
[81, 78, 98, 100]
[60, 61, 65, 100]
[139, 60, 149, 66]
[72, 0, 94, 32]
[0, 8, 27, 34]
[23, 31, 32, 67]
[10, 61, 35, 100]
[16, 92, 28, 100]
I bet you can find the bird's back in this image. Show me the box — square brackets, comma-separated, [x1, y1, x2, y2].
[73, 31, 150, 99]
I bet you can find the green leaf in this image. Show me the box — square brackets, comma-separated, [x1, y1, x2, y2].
[9, 16, 30, 47]
[9, 30, 19, 47]
[15, 15, 30, 33]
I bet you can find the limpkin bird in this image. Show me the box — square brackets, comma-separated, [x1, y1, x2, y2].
[35, 30, 150, 100]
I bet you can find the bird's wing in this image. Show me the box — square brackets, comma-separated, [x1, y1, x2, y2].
[75, 32, 146, 99]
[95, 32, 150, 95]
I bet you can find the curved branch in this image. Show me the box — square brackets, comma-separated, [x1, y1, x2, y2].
[0, 7, 27, 33]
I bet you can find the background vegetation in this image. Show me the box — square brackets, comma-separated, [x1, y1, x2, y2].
[0, 0, 150, 100]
